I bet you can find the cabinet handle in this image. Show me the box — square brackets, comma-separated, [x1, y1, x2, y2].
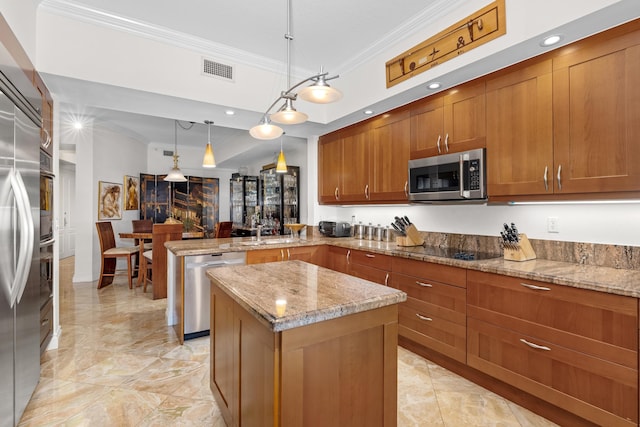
[436, 135, 441, 153]
[556, 165, 562, 191]
[416, 281, 432, 287]
[404, 181, 408, 198]
[416, 313, 432, 322]
[384, 273, 389, 286]
[520, 338, 551, 351]
[41, 318, 50, 327]
[543, 166, 548, 192]
[280, 249, 284, 261]
[520, 283, 551, 291]
[334, 187, 339, 200]
[286, 249, 290, 259]
[364, 184, 369, 199]
[444, 133, 449, 152]
[365, 253, 375, 258]
[346, 250, 351, 263]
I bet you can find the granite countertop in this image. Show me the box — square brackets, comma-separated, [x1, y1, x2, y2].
[167, 235, 640, 298]
[206, 260, 407, 332]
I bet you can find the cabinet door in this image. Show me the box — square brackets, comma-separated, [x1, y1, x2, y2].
[286, 246, 319, 263]
[318, 133, 342, 203]
[442, 81, 486, 154]
[371, 111, 411, 201]
[325, 246, 350, 274]
[410, 96, 444, 159]
[486, 59, 554, 197]
[246, 248, 284, 264]
[210, 285, 235, 424]
[340, 128, 371, 202]
[553, 39, 640, 194]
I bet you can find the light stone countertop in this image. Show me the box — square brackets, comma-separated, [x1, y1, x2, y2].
[167, 235, 640, 298]
[206, 260, 407, 332]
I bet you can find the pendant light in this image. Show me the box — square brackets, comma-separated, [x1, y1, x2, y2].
[249, 0, 342, 140]
[276, 134, 287, 173]
[202, 120, 216, 168]
[164, 120, 187, 182]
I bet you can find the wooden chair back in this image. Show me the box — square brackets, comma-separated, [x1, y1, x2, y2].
[96, 221, 116, 252]
[150, 223, 183, 299]
[215, 221, 233, 238]
[132, 219, 153, 233]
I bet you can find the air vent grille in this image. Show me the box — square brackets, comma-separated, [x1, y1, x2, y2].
[163, 150, 173, 157]
[202, 58, 234, 81]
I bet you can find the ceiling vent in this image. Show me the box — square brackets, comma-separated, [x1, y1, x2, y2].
[202, 57, 234, 82]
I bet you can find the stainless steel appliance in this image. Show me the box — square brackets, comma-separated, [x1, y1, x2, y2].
[0, 41, 42, 427]
[183, 252, 246, 339]
[318, 221, 352, 237]
[408, 148, 486, 202]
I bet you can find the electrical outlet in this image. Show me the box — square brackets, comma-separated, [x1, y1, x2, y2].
[547, 216, 559, 233]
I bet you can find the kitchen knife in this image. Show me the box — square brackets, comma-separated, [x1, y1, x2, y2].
[403, 216, 411, 225]
[391, 222, 405, 235]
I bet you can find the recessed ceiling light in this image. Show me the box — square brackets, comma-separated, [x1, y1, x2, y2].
[363, 110, 374, 115]
[541, 34, 562, 47]
[225, 110, 235, 115]
[427, 82, 441, 90]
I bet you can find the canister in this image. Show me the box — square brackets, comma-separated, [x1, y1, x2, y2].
[353, 222, 365, 239]
[374, 224, 384, 241]
[366, 223, 374, 240]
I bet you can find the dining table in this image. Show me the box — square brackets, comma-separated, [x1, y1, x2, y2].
[119, 230, 204, 284]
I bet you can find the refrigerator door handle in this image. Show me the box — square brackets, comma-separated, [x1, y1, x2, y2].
[9, 169, 34, 307]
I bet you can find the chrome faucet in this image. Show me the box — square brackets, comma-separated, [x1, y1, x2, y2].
[256, 224, 263, 242]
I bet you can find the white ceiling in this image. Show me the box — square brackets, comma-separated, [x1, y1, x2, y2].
[35, 0, 640, 170]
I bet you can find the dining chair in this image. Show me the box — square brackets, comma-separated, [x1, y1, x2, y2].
[215, 221, 233, 238]
[132, 219, 153, 249]
[96, 221, 139, 289]
[146, 223, 183, 298]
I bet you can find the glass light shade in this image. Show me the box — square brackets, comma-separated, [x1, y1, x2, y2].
[249, 122, 284, 140]
[298, 83, 342, 104]
[202, 143, 216, 168]
[270, 99, 308, 124]
[164, 154, 187, 182]
[276, 149, 287, 173]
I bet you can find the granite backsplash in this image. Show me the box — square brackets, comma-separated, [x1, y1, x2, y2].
[418, 231, 640, 271]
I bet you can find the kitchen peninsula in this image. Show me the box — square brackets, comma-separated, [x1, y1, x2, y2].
[207, 260, 406, 427]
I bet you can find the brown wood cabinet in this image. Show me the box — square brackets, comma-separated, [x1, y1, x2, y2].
[486, 58, 554, 197]
[391, 257, 467, 363]
[552, 28, 640, 196]
[467, 270, 638, 426]
[348, 249, 392, 286]
[246, 245, 321, 265]
[370, 111, 411, 202]
[318, 132, 343, 203]
[324, 245, 351, 274]
[410, 81, 486, 159]
[210, 276, 400, 427]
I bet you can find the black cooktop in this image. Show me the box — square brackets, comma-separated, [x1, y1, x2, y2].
[396, 245, 501, 261]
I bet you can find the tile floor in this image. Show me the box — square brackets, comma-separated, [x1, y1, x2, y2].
[20, 257, 558, 426]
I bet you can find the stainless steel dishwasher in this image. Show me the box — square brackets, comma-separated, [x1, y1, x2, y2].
[184, 251, 246, 339]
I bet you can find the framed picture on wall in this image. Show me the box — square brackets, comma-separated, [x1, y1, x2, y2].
[98, 181, 123, 220]
[124, 175, 139, 210]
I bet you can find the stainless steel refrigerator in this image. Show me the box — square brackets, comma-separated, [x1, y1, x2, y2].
[0, 41, 42, 427]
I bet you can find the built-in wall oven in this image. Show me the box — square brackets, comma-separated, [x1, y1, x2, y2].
[408, 148, 486, 202]
[39, 150, 54, 309]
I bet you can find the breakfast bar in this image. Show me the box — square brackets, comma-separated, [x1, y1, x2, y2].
[206, 260, 407, 427]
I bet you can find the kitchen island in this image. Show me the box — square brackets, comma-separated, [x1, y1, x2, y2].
[206, 260, 406, 427]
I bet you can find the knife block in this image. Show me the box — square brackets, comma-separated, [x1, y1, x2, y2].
[503, 234, 536, 261]
[396, 224, 425, 247]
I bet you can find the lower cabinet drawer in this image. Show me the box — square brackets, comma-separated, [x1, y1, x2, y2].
[468, 318, 638, 426]
[349, 262, 389, 286]
[399, 297, 466, 363]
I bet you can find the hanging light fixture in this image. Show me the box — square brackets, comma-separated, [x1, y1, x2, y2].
[164, 120, 187, 182]
[202, 120, 216, 168]
[276, 134, 288, 173]
[249, 0, 342, 140]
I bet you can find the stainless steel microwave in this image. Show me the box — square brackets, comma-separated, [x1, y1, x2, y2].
[408, 148, 486, 202]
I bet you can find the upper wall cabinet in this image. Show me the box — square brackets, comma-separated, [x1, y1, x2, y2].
[318, 131, 343, 204]
[552, 28, 640, 196]
[370, 110, 411, 202]
[486, 58, 554, 197]
[410, 81, 486, 159]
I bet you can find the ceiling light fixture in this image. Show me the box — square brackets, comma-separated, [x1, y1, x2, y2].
[363, 110, 374, 115]
[427, 82, 441, 90]
[164, 120, 188, 182]
[202, 120, 216, 168]
[541, 34, 563, 47]
[276, 134, 288, 173]
[249, 0, 342, 140]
